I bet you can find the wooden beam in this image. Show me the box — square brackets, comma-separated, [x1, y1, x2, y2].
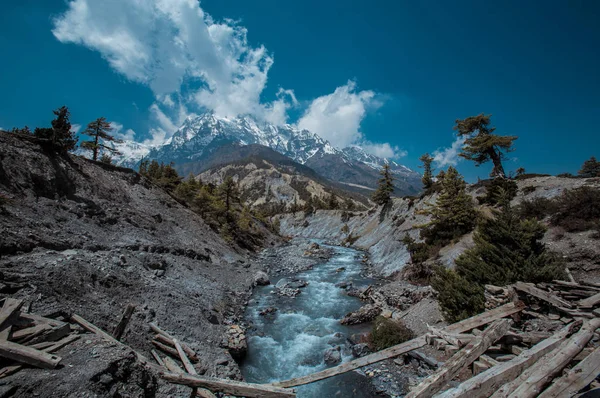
[0, 326, 11, 340]
[11, 323, 52, 342]
[273, 302, 524, 389]
[437, 324, 571, 398]
[578, 292, 600, 309]
[565, 268, 576, 283]
[152, 339, 180, 359]
[492, 318, 600, 398]
[0, 339, 61, 369]
[71, 314, 121, 345]
[539, 345, 600, 397]
[151, 350, 165, 367]
[405, 319, 512, 398]
[0, 299, 23, 330]
[113, 304, 135, 340]
[150, 322, 198, 362]
[428, 327, 475, 347]
[162, 372, 296, 398]
[163, 356, 184, 373]
[514, 282, 572, 309]
[174, 339, 196, 375]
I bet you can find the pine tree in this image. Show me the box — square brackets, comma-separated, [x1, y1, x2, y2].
[422, 166, 476, 245]
[80, 117, 122, 161]
[516, 167, 526, 177]
[327, 193, 339, 209]
[218, 176, 240, 220]
[99, 153, 113, 164]
[454, 114, 517, 178]
[34, 106, 77, 152]
[419, 153, 434, 189]
[578, 156, 600, 177]
[372, 163, 395, 205]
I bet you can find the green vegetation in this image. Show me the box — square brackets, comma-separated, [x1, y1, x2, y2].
[419, 153, 434, 190]
[12, 106, 78, 152]
[369, 317, 414, 350]
[372, 163, 395, 206]
[80, 117, 122, 161]
[579, 156, 600, 177]
[434, 193, 564, 322]
[455, 114, 517, 178]
[551, 186, 600, 232]
[421, 166, 477, 246]
[516, 167, 526, 177]
[477, 178, 518, 205]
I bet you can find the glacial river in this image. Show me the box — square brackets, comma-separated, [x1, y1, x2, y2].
[241, 243, 377, 397]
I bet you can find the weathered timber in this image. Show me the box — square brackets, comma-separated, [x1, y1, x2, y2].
[174, 339, 196, 375]
[0, 299, 23, 330]
[436, 323, 571, 398]
[493, 318, 600, 398]
[406, 319, 512, 398]
[0, 339, 61, 369]
[502, 330, 552, 345]
[565, 268, 576, 283]
[150, 322, 198, 362]
[19, 313, 65, 327]
[514, 282, 573, 309]
[162, 372, 296, 398]
[113, 303, 135, 340]
[579, 292, 600, 309]
[152, 339, 181, 359]
[557, 306, 595, 318]
[151, 349, 165, 367]
[71, 314, 121, 345]
[163, 356, 184, 373]
[12, 323, 52, 343]
[428, 327, 475, 347]
[28, 322, 71, 345]
[539, 345, 600, 397]
[0, 326, 11, 340]
[479, 355, 499, 367]
[408, 350, 443, 368]
[274, 302, 524, 388]
[195, 388, 218, 398]
[473, 361, 489, 375]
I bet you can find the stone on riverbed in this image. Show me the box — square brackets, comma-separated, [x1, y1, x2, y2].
[340, 304, 382, 325]
[253, 271, 270, 286]
[324, 345, 342, 365]
[225, 325, 247, 359]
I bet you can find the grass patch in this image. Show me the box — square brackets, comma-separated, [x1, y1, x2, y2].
[369, 317, 414, 350]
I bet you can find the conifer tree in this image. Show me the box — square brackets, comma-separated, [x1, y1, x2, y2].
[81, 117, 122, 161]
[454, 114, 517, 178]
[34, 106, 77, 152]
[372, 163, 395, 205]
[327, 193, 339, 210]
[419, 153, 434, 189]
[218, 176, 240, 220]
[100, 153, 113, 164]
[516, 167, 526, 177]
[422, 166, 476, 245]
[578, 156, 600, 177]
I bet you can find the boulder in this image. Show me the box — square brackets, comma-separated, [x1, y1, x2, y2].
[340, 304, 382, 325]
[253, 271, 270, 286]
[225, 325, 247, 359]
[352, 343, 371, 358]
[259, 307, 278, 316]
[324, 345, 342, 365]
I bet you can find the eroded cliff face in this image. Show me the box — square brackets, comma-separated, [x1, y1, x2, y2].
[0, 133, 276, 396]
[278, 176, 600, 278]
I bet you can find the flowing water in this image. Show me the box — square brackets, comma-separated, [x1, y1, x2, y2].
[242, 243, 377, 397]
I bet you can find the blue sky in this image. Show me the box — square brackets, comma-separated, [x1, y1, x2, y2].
[1, 0, 598, 181]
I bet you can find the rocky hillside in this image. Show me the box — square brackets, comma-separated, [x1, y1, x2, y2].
[197, 143, 369, 212]
[278, 176, 600, 279]
[0, 132, 276, 396]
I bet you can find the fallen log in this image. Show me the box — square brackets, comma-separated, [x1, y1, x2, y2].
[0, 299, 23, 330]
[406, 319, 512, 398]
[274, 302, 524, 388]
[173, 339, 216, 398]
[162, 372, 296, 398]
[565, 268, 576, 283]
[0, 339, 61, 369]
[163, 356, 184, 373]
[408, 350, 443, 368]
[152, 340, 180, 359]
[113, 303, 135, 340]
[428, 327, 475, 347]
[151, 350, 165, 367]
[492, 318, 600, 398]
[71, 314, 121, 345]
[435, 323, 572, 398]
[149, 322, 198, 362]
[12, 323, 52, 343]
[514, 282, 572, 309]
[578, 292, 600, 309]
[0, 326, 11, 340]
[539, 345, 600, 397]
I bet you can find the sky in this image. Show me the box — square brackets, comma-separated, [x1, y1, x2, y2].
[0, 0, 599, 181]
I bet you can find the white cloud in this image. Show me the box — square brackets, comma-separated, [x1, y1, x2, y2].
[433, 136, 466, 167]
[109, 121, 136, 141]
[361, 142, 407, 159]
[70, 124, 82, 134]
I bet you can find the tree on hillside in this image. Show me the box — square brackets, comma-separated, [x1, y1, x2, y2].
[516, 167, 526, 177]
[372, 163, 395, 205]
[419, 153, 434, 189]
[454, 114, 517, 178]
[34, 106, 78, 152]
[327, 193, 340, 210]
[80, 117, 122, 161]
[578, 156, 600, 177]
[218, 176, 240, 221]
[422, 166, 476, 245]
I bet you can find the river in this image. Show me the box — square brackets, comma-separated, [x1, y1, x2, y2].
[241, 242, 378, 397]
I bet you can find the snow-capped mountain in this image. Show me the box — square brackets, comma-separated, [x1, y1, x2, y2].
[114, 112, 422, 195]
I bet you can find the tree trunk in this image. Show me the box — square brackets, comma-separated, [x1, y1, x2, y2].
[488, 147, 505, 178]
[93, 128, 100, 161]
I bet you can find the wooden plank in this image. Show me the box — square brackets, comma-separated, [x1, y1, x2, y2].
[151, 350, 165, 367]
[579, 292, 600, 309]
[514, 282, 573, 309]
[492, 318, 600, 398]
[274, 302, 524, 389]
[152, 340, 180, 359]
[0, 326, 11, 340]
[19, 313, 65, 328]
[436, 323, 572, 398]
[71, 314, 121, 345]
[174, 339, 196, 375]
[408, 350, 443, 368]
[479, 355, 499, 367]
[0, 299, 23, 330]
[162, 372, 296, 398]
[406, 319, 512, 398]
[428, 327, 475, 347]
[540, 346, 600, 397]
[565, 268, 576, 283]
[473, 361, 489, 375]
[163, 356, 184, 373]
[0, 339, 61, 369]
[150, 322, 198, 362]
[113, 303, 135, 340]
[12, 323, 52, 342]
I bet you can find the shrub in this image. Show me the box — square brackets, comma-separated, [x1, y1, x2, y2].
[431, 266, 485, 323]
[521, 186, 536, 195]
[341, 224, 350, 234]
[369, 317, 414, 350]
[551, 187, 600, 232]
[478, 178, 518, 205]
[516, 197, 557, 220]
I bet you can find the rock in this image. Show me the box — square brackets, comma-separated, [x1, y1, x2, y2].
[336, 267, 346, 272]
[288, 279, 308, 289]
[381, 309, 393, 318]
[352, 343, 371, 358]
[253, 271, 270, 286]
[225, 325, 247, 359]
[347, 333, 370, 345]
[324, 345, 342, 365]
[341, 304, 382, 325]
[277, 287, 301, 298]
[259, 307, 278, 316]
[308, 242, 320, 250]
[336, 281, 352, 289]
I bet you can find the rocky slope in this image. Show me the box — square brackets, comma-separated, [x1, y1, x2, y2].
[111, 113, 422, 196]
[0, 132, 277, 396]
[278, 176, 600, 279]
